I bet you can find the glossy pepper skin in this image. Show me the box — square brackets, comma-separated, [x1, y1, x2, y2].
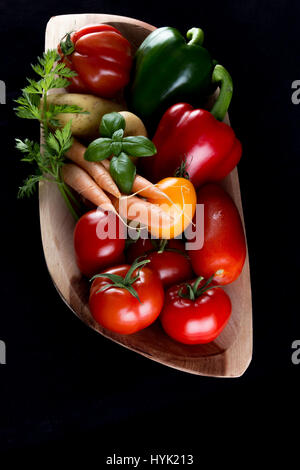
[58, 24, 132, 98]
[128, 27, 218, 126]
[140, 102, 242, 189]
[188, 184, 246, 285]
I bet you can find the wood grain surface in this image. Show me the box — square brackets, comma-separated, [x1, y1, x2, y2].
[39, 13, 252, 377]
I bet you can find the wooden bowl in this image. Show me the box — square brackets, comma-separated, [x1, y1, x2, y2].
[39, 14, 252, 377]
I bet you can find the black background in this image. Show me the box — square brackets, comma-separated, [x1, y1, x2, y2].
[0, 0, 299, 460]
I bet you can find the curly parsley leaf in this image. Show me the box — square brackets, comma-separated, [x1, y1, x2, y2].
[18, 174, 44, 198]
[15, 48, 83, 221]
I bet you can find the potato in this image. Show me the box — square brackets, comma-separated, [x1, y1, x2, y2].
[119, 111, 148, 137]
[47, 93, 149, 144]
[47, 93, 125, 140]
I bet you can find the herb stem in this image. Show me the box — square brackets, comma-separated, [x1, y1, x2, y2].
[42, 92, 48, 140]
[61, 180, 82, 210]
[58, 183, 80, 221]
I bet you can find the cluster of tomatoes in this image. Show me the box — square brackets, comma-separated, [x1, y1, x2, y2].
[73, 183, 246, 345]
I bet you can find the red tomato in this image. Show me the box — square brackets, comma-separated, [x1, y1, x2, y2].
[89, 262, 164, 334]
[74, 210, 125, 277]
[188, 184, 246, 285]
[126, 238, 154, 261]
[160, 277, 232, 344]
[126, 239, 194, 288]
[58, 24, 132, 97]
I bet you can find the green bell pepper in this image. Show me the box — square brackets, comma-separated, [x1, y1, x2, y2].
[128, 26, 232, 130]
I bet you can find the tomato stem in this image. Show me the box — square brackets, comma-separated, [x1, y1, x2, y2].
[195, 274, 218, 297]
[178, 274, 220, 300]
[90, 257, 150, 303]
[174, 156, 190, 179]
[60, 32, 75, 56]
[124, 258, 150, 285]
[192, 276, 205, 293]
[158, 239, 168, 253]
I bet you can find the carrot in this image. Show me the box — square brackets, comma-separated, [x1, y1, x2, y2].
[62, 163, 115, 212]
[65, 139, 121, 198]
[101, 159, 164, 200]
[113, 195, 174, 228]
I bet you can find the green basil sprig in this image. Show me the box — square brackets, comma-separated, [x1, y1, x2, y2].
[84, 112, 156, 194]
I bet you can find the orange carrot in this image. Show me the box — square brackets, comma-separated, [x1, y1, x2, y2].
[66, 139, 121, 198]
[101, 159, 164, 200]
[62, 163, 115, 212]
[113, 195, 174, 228]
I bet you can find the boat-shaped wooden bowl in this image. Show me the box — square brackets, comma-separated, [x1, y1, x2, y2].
[40, 13, 252, 377]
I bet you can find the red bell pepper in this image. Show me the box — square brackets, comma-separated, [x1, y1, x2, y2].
[140, 65, 242, 188]
[58, 24, 132, 98]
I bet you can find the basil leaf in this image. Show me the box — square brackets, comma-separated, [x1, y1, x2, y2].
[110, 141, 122, 156]
[110, 153, 136, 194]
[112, 129, 124, 141]
[100, 112, 126, 138]
[84, 138, 112, 161]
[122, 136, 157, 157]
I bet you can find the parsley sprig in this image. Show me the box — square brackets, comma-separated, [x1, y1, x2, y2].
[15, 49, 86, 219]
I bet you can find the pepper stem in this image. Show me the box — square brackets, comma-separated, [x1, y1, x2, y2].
[186, 28, 205, 46]
[210, 64, 233, 121]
